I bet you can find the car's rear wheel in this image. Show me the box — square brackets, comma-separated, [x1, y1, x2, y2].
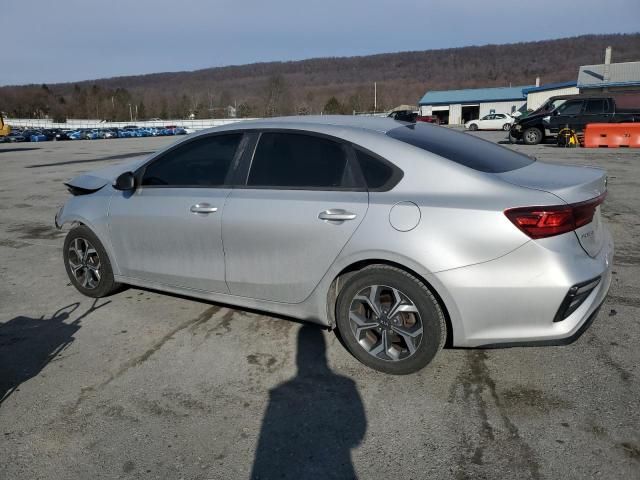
[468, 124, 478, 131]
[335, 265, 446, 374]
[503, 123, 511, 131]
[63, 225, 119, 298]
[523, 127, 543, 145]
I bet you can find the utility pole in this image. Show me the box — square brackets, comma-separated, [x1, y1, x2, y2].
[374, 82, 377, 113]
[134, 104, 138, 121]
[128, 104, 132, 123]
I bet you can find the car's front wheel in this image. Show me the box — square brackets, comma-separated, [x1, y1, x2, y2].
[523, 127, 543, 145]
[335, 265, 446, 374]
[503, 123, 511, 131]
[63, 225, 119, 298]
[468, 124, 478, 131]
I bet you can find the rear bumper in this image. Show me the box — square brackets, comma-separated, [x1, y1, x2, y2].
[477, 299, 604, 348]
[435, 228, 614, 348]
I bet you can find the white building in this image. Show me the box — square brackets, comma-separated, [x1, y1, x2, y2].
[578, 61, 640, 93]
[418, 85, 532, 125]
[523, 81, 579, 111]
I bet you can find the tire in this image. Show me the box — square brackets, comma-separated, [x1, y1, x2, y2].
[522, 127, 543, 145]
[468, 124, 478, 131]
[502, 123, 511, 131]
[63, 225, 119, 298]
[335, 265, 446, 375]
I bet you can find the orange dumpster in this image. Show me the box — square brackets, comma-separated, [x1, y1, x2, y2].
[584, 123, 640, 148]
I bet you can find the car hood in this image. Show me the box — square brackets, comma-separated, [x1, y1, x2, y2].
[65, 155, 148, 192]
[515, 112, 545, 125]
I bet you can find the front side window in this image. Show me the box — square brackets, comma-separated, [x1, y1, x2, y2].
[556, 101, 583, 115]
[247, 132, 355, 188]
[142, 134, 242, 186]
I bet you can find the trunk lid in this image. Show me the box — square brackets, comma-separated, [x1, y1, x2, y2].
[497, 161, 607, 257]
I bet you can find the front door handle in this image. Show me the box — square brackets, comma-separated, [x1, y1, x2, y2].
[318, 209, 357, 221]
[190, 203, 218, 214]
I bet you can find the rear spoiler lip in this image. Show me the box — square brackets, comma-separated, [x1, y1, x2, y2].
[495, 161, 607, 205]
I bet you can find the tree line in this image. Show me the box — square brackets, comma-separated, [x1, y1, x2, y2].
[1, 33, 638, 121]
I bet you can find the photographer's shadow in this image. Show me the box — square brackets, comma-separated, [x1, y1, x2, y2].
[251, 324, 366, 480]
[0, 299, 109, 405]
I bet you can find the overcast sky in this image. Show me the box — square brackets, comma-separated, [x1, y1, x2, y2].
[2, 0, 638, 86]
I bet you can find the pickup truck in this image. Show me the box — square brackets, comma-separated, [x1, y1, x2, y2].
[510, 93, 640, 145]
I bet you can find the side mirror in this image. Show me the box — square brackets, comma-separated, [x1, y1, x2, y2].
[114, 172, 136, 191]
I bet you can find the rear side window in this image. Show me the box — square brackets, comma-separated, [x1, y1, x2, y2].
[387, 123, 534, 173]
[247, 132, 355, 188]
[142, 134, 242, 186]
[355, 150, 395, 189]
[585, 99, 607, 114]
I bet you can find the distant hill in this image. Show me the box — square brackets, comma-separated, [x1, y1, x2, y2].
[2, 33, 639, 121]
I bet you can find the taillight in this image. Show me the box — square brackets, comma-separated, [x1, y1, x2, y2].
[504, 193, 606, 239]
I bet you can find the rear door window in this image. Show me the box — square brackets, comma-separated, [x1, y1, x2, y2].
[387, 123, 534, 173]
[584, 99, 607, 114]
[247, 132, 357, 189]
[355, 149, 401, 190]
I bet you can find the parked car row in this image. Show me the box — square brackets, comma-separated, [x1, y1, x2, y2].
[0, 125, 188, 143]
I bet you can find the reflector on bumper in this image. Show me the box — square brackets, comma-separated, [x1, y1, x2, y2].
[553, 277, 601, 322]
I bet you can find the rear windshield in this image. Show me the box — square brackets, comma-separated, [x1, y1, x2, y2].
[387, 123, 534, 173]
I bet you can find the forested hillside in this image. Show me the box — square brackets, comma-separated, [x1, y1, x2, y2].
[2, 33, 639, 120]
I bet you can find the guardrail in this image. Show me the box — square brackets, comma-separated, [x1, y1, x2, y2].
[5, 118, 260, 131]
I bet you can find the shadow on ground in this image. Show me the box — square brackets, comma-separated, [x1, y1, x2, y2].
[0, 147, 41, 154]
[251, 324, 366, 479]
[0, 299, 109, 405]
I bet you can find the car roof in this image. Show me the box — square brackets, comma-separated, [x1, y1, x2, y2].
[200, 115, 405, 136]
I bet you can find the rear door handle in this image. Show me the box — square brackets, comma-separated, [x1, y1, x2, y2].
[318, 209, 357, 221]
[190, 203, 218, 214]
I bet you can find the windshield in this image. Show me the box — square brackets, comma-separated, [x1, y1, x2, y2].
[386, 123, 534, 173]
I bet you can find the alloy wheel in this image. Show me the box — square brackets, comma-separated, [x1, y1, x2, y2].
[525, 129, 540, 143]
[348, 285, 423, 361]
[67, 237, 101, 289]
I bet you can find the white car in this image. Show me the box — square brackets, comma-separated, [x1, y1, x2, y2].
[465, 113, 514, 131]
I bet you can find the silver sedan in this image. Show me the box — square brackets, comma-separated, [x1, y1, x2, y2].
[55, 116, 613, 374]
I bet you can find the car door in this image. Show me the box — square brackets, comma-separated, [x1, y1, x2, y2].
[108, 132, 247, 292]
[582, 98, 612, 128]
[478, 115, 492, 129]
[549, 99, 584, 133]
[493, 114, 507, 129]
[223, 131, 368, 303]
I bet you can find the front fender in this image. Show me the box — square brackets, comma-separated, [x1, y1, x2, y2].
[54, 192, 120, 275]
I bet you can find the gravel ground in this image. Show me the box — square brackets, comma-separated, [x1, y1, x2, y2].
[0, 131, 638, 479]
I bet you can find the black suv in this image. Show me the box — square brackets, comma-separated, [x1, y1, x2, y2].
[510, 93, 640, 145]
[388, 110, 418, 122]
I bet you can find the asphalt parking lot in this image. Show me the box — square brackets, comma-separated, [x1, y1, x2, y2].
[1, 131, 638, 479]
